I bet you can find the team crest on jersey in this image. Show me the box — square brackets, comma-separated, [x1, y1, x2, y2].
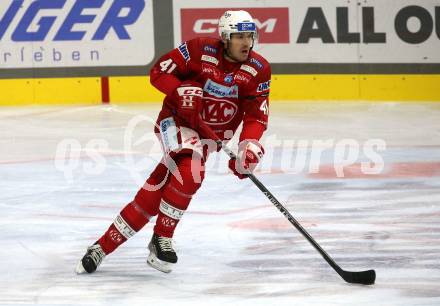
[201, 55, 219, 65]
[204, 79, 238, 98]
[257, 80, 271, 92]
[202, 99, 238, 125]
[240, 64, 258, 77]
[250, 58, 263, 69]
[224, 74, 234, 84]
[178, 42, 190, 62]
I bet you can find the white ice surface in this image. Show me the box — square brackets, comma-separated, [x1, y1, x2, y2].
[0, 102, 439, 306]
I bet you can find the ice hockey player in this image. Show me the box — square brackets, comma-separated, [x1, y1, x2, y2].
[76, 10, 271, 274]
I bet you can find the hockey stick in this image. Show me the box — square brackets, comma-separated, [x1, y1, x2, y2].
[198, 121, 376, 285]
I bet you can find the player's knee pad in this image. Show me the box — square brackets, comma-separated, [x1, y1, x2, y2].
[144, 161, 170, 190]
[133, 187, 162, 217]
[162, 155, 205, 209]
[134, 162, 171, 217]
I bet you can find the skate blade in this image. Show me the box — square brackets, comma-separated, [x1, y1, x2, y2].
[75, 260, 86, 274]
[147, 252, 173, 273]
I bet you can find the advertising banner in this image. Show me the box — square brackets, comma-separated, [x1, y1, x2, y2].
[0, 0, 154, 68]
[173, 0, 440, 64]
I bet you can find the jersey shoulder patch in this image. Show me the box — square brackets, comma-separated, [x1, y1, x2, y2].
[256, 80, 271, 93]
[177, 42, 190, 62]
[246, 51, 270, 70]
[240, 51, 270, 79]
[200, 38, 223, 65]
[177, 37, 219, 63]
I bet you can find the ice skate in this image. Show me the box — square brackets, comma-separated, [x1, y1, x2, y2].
[75, 243, 106, 274]
[147, 233, 177, 273]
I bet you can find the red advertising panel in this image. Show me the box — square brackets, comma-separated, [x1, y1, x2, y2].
[181, 7, 290, 43]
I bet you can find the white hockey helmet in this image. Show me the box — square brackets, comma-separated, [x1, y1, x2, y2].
[218, 10, 258, 41]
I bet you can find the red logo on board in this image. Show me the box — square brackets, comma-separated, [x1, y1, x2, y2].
[181, 7, 290, 43]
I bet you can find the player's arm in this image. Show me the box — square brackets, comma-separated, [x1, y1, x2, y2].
[240, 63, 271, 141]
[150, 39, 199, 96]
[229, 65, 271, 179]
[150, 39, 204, 129]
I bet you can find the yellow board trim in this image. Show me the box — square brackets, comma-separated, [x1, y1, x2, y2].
[109, 76, 165, 103]
[270, 75, 440, 101]
[0, 74, 439, 105]
[0, 77, 101, 106]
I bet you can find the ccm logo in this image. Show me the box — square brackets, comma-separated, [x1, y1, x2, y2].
[181, 7, 289, 43]
[177, 87, 203, 97]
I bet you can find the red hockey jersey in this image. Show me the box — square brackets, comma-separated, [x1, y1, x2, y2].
[150, 37, 271, 142]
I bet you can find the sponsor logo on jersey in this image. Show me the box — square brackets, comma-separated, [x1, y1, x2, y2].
[240, 64, 258, 77]
[180, 8, 290, 43]
[224, 74, 234, 84]
[201, 64, 217, 75]
[257, 80, 271, 92]
[202, 99, 238, 125]
[178, 42, 190, 62]
[203, 45, 217, 54]
[250, 58, 263, 69]
[201, 54, 218, 65]
[203, 79, 238, 98]
[234, 72, 251, 83]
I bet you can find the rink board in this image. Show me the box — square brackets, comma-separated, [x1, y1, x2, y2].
[1, 74, 440, 105]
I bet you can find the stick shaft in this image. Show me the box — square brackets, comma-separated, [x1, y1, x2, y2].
[246, 171, 344, 278]
[198, 121, 345, 277]
[197, 120, 375, 284]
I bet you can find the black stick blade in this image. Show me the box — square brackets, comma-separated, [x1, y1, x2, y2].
[342, 269, 376, 285]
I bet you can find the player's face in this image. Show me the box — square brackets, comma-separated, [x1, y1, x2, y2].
[225, 32, 254, 62]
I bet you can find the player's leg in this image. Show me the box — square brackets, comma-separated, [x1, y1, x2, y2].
[75, 161, 169, 274]
[147, 153, 205, 273]
[76, 115, 206, 274]
[146, 116, 207, 273]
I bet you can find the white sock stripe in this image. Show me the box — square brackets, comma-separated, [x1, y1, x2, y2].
[159, 200, 185, 220]
[113, 214, 136, 239]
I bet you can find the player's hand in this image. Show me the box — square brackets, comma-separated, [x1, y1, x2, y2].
[172, 81, 203, 129]
[228, 140, 265, 179]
